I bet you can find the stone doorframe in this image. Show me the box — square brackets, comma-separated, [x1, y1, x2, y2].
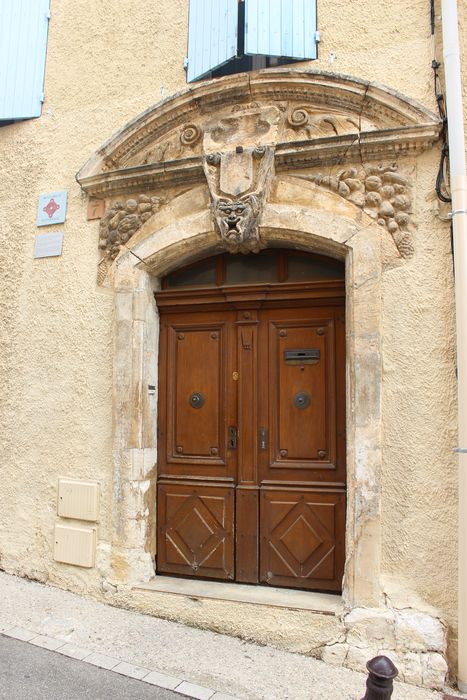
[111, 207, 384, 609]
[76, 69, 441, 610]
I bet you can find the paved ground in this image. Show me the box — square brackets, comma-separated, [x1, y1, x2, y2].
[0, 571, 462, 700]
[0, 634, 185, 699]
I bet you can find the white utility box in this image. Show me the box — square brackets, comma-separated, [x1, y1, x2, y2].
[54, 524, 96, 568]
[57, 478, 100, 521]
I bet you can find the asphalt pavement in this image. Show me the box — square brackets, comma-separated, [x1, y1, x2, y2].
[0, 634, 188, 700]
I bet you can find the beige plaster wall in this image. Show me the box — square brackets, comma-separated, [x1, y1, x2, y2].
[380, 149, 457, 622]
[0, 0, 463, 680]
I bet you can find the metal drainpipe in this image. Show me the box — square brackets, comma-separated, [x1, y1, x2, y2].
[441, 0, 467, 691]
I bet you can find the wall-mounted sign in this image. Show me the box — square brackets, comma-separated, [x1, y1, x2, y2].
[36, 191, 68, 226]
[33, 231, 64, 259]
[87, 198, 105, 221]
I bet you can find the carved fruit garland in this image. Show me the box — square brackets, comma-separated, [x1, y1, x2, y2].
[96, 194, 164, 285]
[304, 164, 414, 257]
[98, 194, 163, 260]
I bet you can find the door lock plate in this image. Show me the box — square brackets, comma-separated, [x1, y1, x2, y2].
[228, 426, 238, 449]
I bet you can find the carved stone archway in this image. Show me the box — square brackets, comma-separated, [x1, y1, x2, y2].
[77, 69, 441, 609]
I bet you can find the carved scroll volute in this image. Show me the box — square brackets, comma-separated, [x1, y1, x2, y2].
[203, 146, 275, 254]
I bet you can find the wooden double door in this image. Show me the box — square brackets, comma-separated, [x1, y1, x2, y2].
[156, 285, 346, 591]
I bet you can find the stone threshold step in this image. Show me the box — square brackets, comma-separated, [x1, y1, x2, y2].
[134, 576, 342, 615]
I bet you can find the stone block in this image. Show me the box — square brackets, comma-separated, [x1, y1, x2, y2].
[345, 645, 379, 673]
[394, 610, 446, 652]
[113, 661, 151, 680]
[420, 652, 448, 690]
[176, 681, 214, 699]
[321, 643, 349, 666]
[345, 608, 396, 650]
[57, 643, 91, 661]
[30, 635, 65, 651]
[397, 651, 423, 686]
[84, 651, 120, 670]
[144, 670, 183, 690]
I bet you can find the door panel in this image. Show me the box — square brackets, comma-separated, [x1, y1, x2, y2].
[170, 325, 224, 461]
[269, 316, 332, 466]
[159, 311, 237, 481]
[258, 307, 345, 485]
[157, 482, 235, 579]
[260, 488, 345, 590]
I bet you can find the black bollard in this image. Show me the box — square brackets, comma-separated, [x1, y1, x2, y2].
[361, 655, 399, 700]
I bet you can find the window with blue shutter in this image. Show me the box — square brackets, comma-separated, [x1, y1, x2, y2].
[0, 0, 51, 122]
[187, 0, 317, 83]
[245, 0, 317, 61]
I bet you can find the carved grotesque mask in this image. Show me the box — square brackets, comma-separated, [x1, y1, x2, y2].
[215, 195, 262, 253]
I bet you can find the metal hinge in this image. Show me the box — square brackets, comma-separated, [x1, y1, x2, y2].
[40, 92, 45, 102]
[315, 30, 321, 43]
[183, 57, 189, 70]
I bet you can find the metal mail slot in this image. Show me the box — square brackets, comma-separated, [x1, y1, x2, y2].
[284, 348, 320, 364]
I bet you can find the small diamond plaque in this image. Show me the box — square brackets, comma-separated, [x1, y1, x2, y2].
[36, 191, 68, 226]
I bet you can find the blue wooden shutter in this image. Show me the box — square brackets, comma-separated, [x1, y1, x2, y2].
[245, 0, 317, 60]
[187, 0, 238, 83]
[0, 0, 50, 121]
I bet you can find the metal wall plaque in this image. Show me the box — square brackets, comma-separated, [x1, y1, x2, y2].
[33, 231, 64, 259]
[36, 190, 68, 226]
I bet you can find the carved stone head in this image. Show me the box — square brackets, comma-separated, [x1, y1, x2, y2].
[214, 195, 263, 254]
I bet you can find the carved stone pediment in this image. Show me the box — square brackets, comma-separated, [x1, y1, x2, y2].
[76, 70, 440, 280]
[77, 71, 440, 196]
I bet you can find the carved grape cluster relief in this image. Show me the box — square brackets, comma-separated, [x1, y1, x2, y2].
[305, 164, 414, 257]
[98, 194, 163, 260]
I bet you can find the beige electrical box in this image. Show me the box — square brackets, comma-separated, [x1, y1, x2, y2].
[57, 478, 100, 521]
[54, 524, 96, 568]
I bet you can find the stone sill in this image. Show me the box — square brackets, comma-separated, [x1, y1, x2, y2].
[133, 576, 343, 615]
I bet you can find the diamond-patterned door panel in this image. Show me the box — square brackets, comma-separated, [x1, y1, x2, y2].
[157, 482, 234, 580]
[260, 489, 345, 590]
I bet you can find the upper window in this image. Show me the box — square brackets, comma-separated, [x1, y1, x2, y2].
[0, 0, 50, 122]
[186, 0, 318, 83]
[162, 250, 344, 289]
